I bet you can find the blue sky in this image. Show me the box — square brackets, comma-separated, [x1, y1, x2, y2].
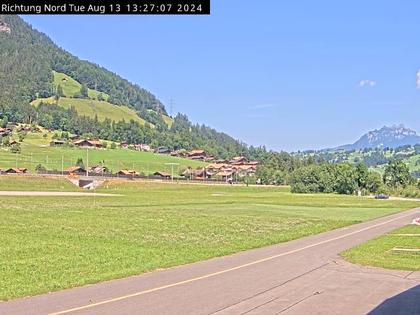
[23, 0, 420, 151]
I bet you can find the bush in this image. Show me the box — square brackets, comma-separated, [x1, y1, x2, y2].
[10, 143, 21, 154]
[365, 171, 384, 193]
[18, 133, 25, 142]
[2, 136, 10, 146]
[390, 185, 420, 198]
[35, 164, 47, 173]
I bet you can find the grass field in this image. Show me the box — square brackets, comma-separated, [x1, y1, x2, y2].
[0, 176, 418, 300]
[32, 72, 174, 128]
[342, 225, 420, 271]
[161, 113, 174, 128]
[32, 97, 148, 126]
[52, 71, 109, 100]
[0, 131, 205, 174]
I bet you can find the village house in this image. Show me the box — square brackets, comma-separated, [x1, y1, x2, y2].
[153, 171, 171, 179]
[247, 161, 259, 166]
[183, 168, 210, 180]
[229, 156, 248, 165]
[205, 159, 258, 180]
[66, 166, 86, 175]
[215, 170, 235, 181]
[134, 144, 152, 152]
[188, 149, 206, 160]
[1, 168, 28, 174]
[50, 140, 66, 147]
[0, 127, 12, 137]
[120, 141, 130, 149]
[171, 149, 188, 158]
[89, 165, 110, 174]
[73, 139, 103, 148]
[155, 147, 170, 154]
[117, 170, 139, 177]
[233, 165, 257, 177]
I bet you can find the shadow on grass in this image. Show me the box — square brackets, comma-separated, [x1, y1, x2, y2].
[368, 284, 420, 315]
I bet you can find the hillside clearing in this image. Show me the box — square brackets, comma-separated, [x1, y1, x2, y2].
[52, 71, 109, 100]
[32, 97, 148, 125]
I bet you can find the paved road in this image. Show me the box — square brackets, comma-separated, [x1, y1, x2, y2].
[1, 207, 420, 315]
[0, 191, 120, 197]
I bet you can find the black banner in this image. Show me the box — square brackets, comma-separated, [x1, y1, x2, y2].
[0, 0, 210, 15]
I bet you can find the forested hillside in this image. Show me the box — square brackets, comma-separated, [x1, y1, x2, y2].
[0, 15, 251, 159]
[0, 15, 163, 111]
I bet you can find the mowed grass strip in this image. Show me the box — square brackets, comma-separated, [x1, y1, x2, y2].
[0, 175, 78, 191]
[342, 225, 420, 271]
[0, 178, 418, 300]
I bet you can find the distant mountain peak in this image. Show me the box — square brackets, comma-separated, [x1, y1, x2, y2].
[338, 124, 420, 150]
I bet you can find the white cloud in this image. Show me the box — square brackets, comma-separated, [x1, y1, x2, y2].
[416, 69, 420, 89]
[358, 80, 377, 87]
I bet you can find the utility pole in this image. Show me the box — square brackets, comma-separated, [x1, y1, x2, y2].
[165, 163, 179, 182]
[61, 155, 64, 176]
[86, 148, 89, 177]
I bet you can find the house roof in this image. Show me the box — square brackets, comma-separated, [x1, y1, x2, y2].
[248, 161, 259, 165]
[216, 170, 235, 177]
[154, 171, 171, 177]
[66, 166, 85, 173]
[233, 165, 252, 171]
[206, 163, 227, 170]
[89, 166, 107, 172]
[74, 139, 102, 146]
[4, 168, 27, 173]
[118, 169, 139, 175]
[188, 149, 205, 155]
[232, 156, 246, 161]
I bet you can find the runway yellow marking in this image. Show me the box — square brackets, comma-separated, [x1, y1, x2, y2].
[50, 211, 418, 315]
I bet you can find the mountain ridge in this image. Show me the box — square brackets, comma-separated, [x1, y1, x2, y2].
[336, 124, 420, 151]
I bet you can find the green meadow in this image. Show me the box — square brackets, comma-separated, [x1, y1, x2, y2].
[52, 71, 110, 100]
[0, 176, 418, 300]
[342, 224, 420, 271]
[0, 131, 205, 174]
[31, 71, 175, 127]
[32, 97, 148, 125]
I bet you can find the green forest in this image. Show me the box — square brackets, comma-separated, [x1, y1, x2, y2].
[0, 15, 250, 158]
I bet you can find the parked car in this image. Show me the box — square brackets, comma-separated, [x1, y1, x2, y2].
[375, 194, 390, 200]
